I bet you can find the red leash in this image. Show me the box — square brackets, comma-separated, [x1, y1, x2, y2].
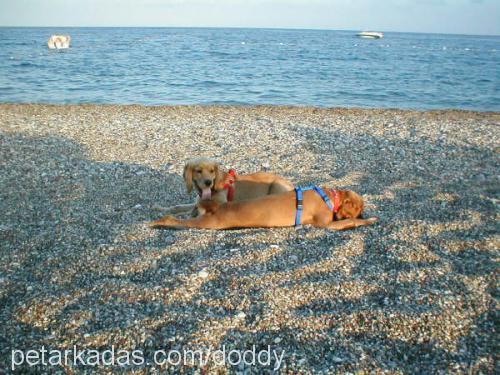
[223, 169, 236, 201]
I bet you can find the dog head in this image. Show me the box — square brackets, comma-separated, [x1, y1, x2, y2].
[336, 190, 365, 220]
[183, 158, 223, 200]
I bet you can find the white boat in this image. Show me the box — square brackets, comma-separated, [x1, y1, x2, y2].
[47, 35, 71, 49]
[356, 31, 384, 39]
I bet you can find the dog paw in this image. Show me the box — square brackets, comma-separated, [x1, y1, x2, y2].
[366, 217, 379, 224]
[148, 221, 160, 228]
[149, 215, 176, 228]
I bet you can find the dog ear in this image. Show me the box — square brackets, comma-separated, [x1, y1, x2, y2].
[183, 162, 194, 193]
[213, 164, 225, 189]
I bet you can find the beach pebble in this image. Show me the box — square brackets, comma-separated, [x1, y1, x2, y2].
[198, 269, 209, 279]
[0, 104, 497, 374]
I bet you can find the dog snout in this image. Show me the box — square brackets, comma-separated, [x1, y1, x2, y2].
[204, 179, 212, 187]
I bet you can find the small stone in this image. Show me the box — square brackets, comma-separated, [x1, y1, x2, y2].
[198, 269, 209, 279]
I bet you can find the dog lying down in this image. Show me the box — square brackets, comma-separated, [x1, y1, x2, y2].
[163, 157, 294, 217]
[150, 186, 378, 231]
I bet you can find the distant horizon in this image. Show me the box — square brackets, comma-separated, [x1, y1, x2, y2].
[1, 25, 498, 38]
[1, 0, 499, 36]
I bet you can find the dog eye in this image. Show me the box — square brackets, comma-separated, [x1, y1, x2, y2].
[195, 169, 202, 174]
[209, 169, 214, 173]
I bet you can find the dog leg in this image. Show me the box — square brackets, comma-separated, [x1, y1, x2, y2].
[322, 217, 378, 231]
[149, 215, 186, 229]
[149, 214, 222, 230]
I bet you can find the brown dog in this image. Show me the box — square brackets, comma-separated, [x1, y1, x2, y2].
[151, 187, 377, 231]
[163, 157, 294, 216]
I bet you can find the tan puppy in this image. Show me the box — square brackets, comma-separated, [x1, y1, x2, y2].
[151, 188, 378, 231]
[48, 35, 71, 49]
[164, 157, 294, 217]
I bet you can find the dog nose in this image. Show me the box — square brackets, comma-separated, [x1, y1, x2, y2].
[204, 180, 212, 187]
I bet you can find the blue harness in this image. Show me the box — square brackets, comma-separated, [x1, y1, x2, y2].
[295, 186, 334, 227]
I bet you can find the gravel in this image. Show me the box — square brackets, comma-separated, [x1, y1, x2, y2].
[0, 104, 498, 373]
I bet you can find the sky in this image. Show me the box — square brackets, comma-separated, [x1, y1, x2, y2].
[0, 0, 499, 35]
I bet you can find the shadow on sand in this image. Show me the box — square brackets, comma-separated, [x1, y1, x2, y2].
[0, 127, 497, 373]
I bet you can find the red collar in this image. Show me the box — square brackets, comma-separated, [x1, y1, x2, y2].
[223, 169, 236, 201]
[331, 189, 341, 213]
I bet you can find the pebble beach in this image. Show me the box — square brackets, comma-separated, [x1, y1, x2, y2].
[0, 104, 498, 373]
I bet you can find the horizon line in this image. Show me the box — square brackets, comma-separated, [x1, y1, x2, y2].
[0, 25, 498, 38]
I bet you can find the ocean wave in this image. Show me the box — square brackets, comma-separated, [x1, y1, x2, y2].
[15, 62, 44, 68]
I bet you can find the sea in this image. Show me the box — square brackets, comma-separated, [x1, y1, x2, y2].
[0, 27, 499, 111]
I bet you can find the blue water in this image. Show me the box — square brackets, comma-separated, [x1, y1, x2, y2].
[0, 27, 499, 111]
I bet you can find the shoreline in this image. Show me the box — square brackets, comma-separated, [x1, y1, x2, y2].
[1, 104, 498, 372]
[2, 102, 499, 114]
